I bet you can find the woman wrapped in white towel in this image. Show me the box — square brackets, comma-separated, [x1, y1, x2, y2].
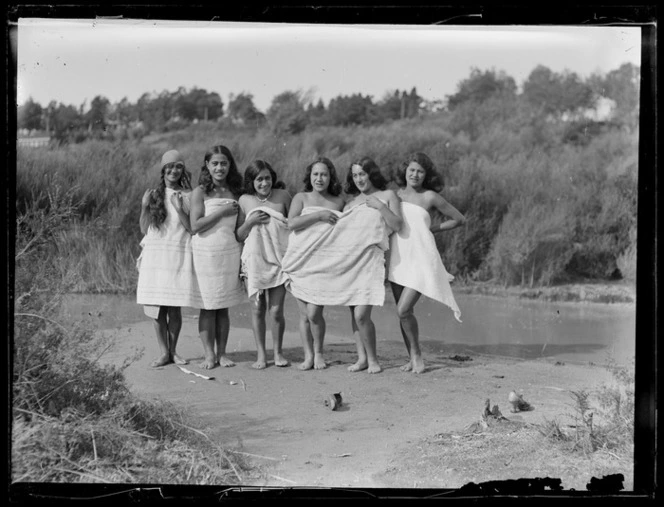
[235, 160, 292, 370]
[342, 156, 403, 374]
[387, 152, 466, 374]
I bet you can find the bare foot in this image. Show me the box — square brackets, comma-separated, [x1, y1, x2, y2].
[218, 355, 235, 367]
[367, 362, 382, 374]
[252, 360, 267, 370]
[274, 353, 290, 367]
[172, 354, 188, 365]
[348, 360, 368, 372]
[400, 361, 413, 372]
[150, 354, 172, 368]
[199, 357, 218, 370]
[411, 356, 425, 374]
[298, 356, 314, 370]
[313, 353, 327, 370]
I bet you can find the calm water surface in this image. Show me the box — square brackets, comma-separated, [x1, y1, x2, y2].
[61, 291, 635, 367]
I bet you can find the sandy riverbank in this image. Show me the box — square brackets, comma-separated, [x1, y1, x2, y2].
[99, 313, 633, 491]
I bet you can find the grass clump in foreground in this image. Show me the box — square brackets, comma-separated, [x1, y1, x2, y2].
[538, 360, 635, 460]
[11, 188, 254, 485]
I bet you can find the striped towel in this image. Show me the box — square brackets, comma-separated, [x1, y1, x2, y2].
[282, 204, 389, 306]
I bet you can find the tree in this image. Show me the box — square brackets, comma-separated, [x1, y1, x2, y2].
[588, 63, 639, 129]
[47, 101, 84, 142]
[266, 90, 308, 135]
[522, 65, 593, 119]
[86, 95, 110, 131]
[326, 93, 378, 126]
[228, 92, 264, 126]
[18, 98, 44, 131]
[376, 90, 402, 121]
[113, 96, 139, 126]
[446, 68, 517, 110]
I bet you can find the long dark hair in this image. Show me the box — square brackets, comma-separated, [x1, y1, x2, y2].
[302, 157, 342, 196]
[344, 156, 388, 195]
[198, 145, 243, 196]
[243, 160, 286, 195]
[395, 152, 444, 192]
[148, 162, 192, 229]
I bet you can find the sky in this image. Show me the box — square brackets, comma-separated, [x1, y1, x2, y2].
[12, 19, 643, 113]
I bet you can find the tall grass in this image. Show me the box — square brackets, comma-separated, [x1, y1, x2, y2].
[538, 360, 635, 458]
[15, 111, 639, 293]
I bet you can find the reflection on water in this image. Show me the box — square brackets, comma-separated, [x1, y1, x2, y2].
[61, 290, 635, 367]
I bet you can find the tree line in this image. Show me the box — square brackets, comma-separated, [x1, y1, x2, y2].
[18, 62, 639, 145]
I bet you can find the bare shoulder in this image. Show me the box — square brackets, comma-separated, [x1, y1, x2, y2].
[425, 189, 445, 204]
[274, 188, 292, 202]
[238, 193, 254, 211]
[190, 186, 205, 200]
[291, 191, 306, 204]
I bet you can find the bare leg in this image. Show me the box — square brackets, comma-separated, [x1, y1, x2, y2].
[215, 308, 235, 367]
[250, 294, 268, 369]
[347, 307, 368, 372]
[307, 303, 327, 369]
[391, 283, 423, 373]
[166, 306, 187, 365]
[198, 309, 217, 369]
[353, 305, 381, 373]
[151, 306, 171, 367]
[267, 285, 289, 367]
[296, 298, 314, 370]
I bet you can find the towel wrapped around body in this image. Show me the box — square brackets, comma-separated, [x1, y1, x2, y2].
[136, 188, 198, 317]
[282, 204, 389, 306]
[240, 206, 290, 301]
[191, 198, 246, 310]
[387, 201, 462, 322]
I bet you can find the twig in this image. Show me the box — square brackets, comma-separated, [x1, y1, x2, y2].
[91, 429, 98, 461]
[14, 312, 70, 335]
[240, 379, 246, 391]
[177, 366, 215, 380]
[227, 450, 280, 461]
[51, 466, 109, 482]
[269, 474, 296, 484]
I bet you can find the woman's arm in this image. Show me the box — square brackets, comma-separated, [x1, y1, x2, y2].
[281, 189, 293, 217]
[429, 192, 466, 233]
[366, 190, 403, 232]
[287, 193, 339, 231]
[170, 191, 193, 235]
[189, 187, 238, 234]
[235, 196, 270, 242]
[139, 189, 152, 235]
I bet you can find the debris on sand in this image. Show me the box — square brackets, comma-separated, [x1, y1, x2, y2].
[324, 392, 343, 411]
[177, 366, 215, 381]
[508, 391, 533, 413]
[464, 399, 527, 434]
[449, 354, 472, 362]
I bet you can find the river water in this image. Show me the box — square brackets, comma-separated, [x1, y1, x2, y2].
[61, 291, 635, 367]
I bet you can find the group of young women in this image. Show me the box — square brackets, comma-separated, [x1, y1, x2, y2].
[136, 145, 465, 374]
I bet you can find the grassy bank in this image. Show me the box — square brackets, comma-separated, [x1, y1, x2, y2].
[11, 190, 257, 485]
[455, 280, 636, 305]
[15, 112, 638, 295]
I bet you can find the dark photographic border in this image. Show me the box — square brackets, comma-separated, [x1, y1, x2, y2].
[6, 3, 658, 504]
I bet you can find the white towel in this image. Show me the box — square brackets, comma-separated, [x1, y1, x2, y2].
[387, 201, 462, 322]
[191, 198, 246, 310]
[240, 206, 290, 301]
[282, 204, 389, 306]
